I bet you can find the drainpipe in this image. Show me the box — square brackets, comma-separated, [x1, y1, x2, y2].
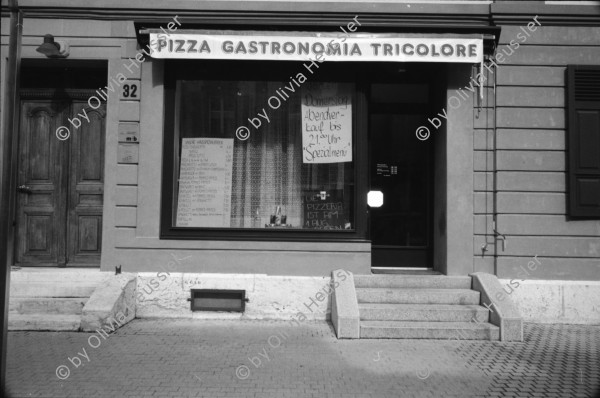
[491, 60, 504, 276]
[479, 48, 503, 276]
[1, 0, 22, 393]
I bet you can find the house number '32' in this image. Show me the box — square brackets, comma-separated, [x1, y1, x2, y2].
[122, 83, 138, 98]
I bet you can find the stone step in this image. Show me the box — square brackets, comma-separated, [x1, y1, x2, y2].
[354, 275, 471, 289]
[371, 269, 441, 275]
[360, 320, 500, 340]
[358, 303, 490, 322]
[8, 314, 81, 331]
[356, 288, 480, 305]
[9, 297, 87, 315]
[10, 281, 100, 298]
[10, 269, 108, 282]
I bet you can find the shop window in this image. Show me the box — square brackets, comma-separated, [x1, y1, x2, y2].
[567, 65, 600, 219]
[161, 62, 358, 238]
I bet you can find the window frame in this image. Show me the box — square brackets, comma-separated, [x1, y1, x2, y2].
[566, 64, 600, 220]
[159, 60, 369, 241]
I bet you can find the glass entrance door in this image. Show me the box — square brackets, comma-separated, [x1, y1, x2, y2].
[369, 83, 433, 267]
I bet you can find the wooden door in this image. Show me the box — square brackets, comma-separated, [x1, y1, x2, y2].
[67, 101, 105, 265]
[15, 98, 105, 267]
[16, 101, 69, 266]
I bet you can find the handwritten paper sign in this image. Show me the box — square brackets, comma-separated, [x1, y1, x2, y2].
[303, 191, 346, 230]
[176, 138, 233, 227]
[301, 83, 352, 164]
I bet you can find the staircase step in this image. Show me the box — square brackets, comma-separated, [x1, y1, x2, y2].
[356, 288, 480, 305]
[358, 303, 489, 322]
[372, 269, 441, 275]
[354, 275, 471, 289]
[10, 269, 108, 283]
[9, 297, 87, 315]
[360, 320, 499, 340]
[8, 314, 81, 331]
[10, 281, 100, 298]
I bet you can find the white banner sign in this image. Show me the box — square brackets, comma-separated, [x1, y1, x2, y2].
[149, 32, 483, 63]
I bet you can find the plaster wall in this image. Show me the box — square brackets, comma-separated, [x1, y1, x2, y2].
[136, 272, 338, 320]
[499, 279, 600, 325]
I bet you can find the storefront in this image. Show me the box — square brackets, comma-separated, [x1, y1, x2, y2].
[116, 22, 497, 275]
[143, 28, 492, 269]
[2, 0, 599, 324]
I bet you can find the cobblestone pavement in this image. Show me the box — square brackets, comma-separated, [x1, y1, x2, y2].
[5, 320, 600, 398]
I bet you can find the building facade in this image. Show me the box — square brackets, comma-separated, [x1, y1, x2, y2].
[1, 0, 599, 323]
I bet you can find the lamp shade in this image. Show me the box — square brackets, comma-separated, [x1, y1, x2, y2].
[36, 34, 62, 57]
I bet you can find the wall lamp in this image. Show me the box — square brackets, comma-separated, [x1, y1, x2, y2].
[36, 34, 70, 58]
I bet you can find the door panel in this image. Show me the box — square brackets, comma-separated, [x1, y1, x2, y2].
[369, 84, 433, 267]
[16, 98, 105, 267]
[16, 101, 69, 266]
[67, 102, 106, 265]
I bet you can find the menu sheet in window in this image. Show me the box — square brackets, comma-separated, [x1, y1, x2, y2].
[176, 138, 234, 227]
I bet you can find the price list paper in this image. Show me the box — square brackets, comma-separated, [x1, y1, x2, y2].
[176, 138, 233, 227]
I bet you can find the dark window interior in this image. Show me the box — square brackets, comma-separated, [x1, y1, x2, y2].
[21, 59, 107, 89]
[161, 60, 440, 244]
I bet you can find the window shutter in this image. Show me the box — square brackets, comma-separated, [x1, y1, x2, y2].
[567, 65, 600, 218]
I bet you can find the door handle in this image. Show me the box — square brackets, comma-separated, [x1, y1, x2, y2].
[17, 185, 32, 194]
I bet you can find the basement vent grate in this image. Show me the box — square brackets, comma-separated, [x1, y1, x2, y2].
[188, 289, 248, 312]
